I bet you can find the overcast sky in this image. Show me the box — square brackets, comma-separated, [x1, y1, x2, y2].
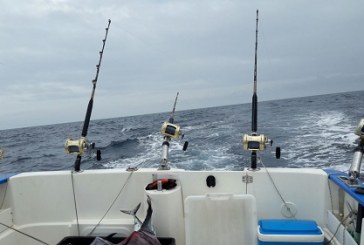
[0, 0, 363, 130]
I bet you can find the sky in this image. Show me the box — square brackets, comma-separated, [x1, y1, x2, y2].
[0, 0, 363, 130]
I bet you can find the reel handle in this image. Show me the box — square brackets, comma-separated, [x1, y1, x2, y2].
[183, 141, 189, 151]
[276, 147, 281, 159]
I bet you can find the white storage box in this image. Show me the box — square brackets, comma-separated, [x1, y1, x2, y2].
[185, 194, 257, 245]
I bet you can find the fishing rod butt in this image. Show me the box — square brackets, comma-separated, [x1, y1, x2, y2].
[74, 155, 82, 172]
[248, 151, 260, 171]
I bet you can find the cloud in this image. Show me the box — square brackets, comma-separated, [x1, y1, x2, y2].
[0, 0, 363, 130]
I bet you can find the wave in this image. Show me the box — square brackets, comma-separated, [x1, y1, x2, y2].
[1, 90, 363, 175]
[9, 156, 33, 164]
[104, 138, 139, 149]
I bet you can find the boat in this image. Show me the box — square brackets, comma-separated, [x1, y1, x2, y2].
[1, 11, 364, 245]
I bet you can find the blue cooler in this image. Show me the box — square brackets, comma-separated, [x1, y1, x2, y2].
[258, 219, 324, 245]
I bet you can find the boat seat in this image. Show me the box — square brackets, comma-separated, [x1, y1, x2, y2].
[184, 193, 257, 245]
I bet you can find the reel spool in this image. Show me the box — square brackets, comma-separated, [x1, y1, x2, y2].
[0, 149, 4, 160]
[161, 122, 182, 139]
[242, 134, 268, 151]
[355, 119, 364, 139]
[65, 137, 102, 161]
[65, 137, 88, 155]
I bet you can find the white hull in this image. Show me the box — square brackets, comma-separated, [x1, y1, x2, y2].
[0, 167, 362, 244]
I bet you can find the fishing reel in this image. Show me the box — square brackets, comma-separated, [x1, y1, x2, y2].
[242, 134, 269, 151]
[243, 133, 281, 160]
[160, 121, 187, 170]
[65, 137, 102, 160]
[355, 119, 364, 139]
[65, 137, 88, 155]
[0, 149, 4, 160]
[160, 122, 182, 139]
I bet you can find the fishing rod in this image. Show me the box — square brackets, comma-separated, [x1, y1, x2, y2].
[252, 9, 258, 134]
[159, 92, 188, 170]
[65, 19, 111, 172]
[169, 92, 179, 124]
[242, 10, 280, 170]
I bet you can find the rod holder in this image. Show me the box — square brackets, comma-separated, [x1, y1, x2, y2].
[159, 139, 171, 170]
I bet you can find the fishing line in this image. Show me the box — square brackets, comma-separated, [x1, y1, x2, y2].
[0, 222, 50, 245]
[88, 170, 135, 236]
[71, 170, 81, 236]
[260, 157, 296, 219]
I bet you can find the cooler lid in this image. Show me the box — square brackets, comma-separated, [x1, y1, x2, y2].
[259, 219, 322, 235]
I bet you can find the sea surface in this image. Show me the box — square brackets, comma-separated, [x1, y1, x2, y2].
[1, 90, 364, 175]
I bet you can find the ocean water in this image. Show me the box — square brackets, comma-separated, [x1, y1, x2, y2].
[1, 90, 364, 175]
